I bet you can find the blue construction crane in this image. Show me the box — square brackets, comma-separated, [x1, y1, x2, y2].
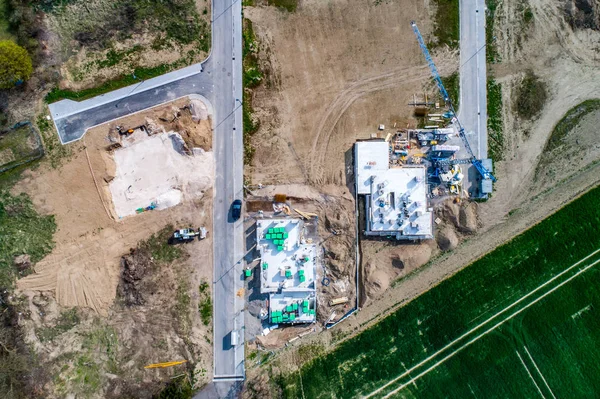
[410, 21, 496, 183]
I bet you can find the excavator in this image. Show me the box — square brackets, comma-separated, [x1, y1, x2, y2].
[116, 124, 147, 136]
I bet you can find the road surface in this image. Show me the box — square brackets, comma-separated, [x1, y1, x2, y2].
[47, 0, 246, 394]
[445, 0, 489, 197]
[457, 0, 488, 161]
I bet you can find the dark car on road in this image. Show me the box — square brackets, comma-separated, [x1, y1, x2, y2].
[231, 199, 242, 221]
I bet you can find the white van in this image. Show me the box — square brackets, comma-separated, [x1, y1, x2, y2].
[231, 330, 239, 346]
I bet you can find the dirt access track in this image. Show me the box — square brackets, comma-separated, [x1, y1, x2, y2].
[14, 98, 214, 316]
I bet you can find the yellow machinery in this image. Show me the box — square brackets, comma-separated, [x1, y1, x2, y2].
[440, 165, 464, 195]
[144, 360, 187, 369]
[294, 208, 318, 219]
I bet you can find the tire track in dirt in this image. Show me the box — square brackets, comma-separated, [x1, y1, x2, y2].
[529, 0, 600, 65]
[308, 65, 432, 185]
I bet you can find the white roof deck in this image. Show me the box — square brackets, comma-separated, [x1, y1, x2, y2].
[256, 219, 317, 294]
[366, 166, 433, 238]
[355, 140, 433, 239]
[355, 140, 389, 195]
[269, 292, 316, 324]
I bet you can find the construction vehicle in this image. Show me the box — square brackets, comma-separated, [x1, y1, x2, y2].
[417, 131, 450, 147]
[172, 227, 206, 243]
[411, 22, 496, 184]
[116, 124, 147, 136]
[440, 165, 464, 195]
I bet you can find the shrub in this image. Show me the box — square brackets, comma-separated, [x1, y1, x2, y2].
[515, 70, 547, 120]
[0, 40, 32, 88]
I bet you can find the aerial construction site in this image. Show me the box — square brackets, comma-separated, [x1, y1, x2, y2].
[3, 0, 600, 397]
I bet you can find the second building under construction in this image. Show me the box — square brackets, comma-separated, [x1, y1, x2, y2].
[355, 140, 433, 240]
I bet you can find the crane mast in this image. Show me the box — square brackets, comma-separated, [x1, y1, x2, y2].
[410, 21, 496, 183]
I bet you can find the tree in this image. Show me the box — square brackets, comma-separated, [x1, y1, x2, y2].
[0, 41, 33, 89]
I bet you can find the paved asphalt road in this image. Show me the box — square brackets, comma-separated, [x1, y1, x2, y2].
[457, 0, 487, 161]
[444, 0, 488, 197]
[47, 0, 246, 394]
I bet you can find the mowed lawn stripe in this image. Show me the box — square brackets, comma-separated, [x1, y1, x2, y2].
[279, 185, 600, 399]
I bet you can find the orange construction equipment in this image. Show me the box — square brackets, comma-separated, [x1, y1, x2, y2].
[144, 360, 187, 369]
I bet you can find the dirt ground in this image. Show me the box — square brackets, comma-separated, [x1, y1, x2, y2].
[242, 0, 600, 388]
[243, 0, 465, 327]
[245, 0, 456, 186]
[10, 97, 215, 397]
[14, 98, 213, 315]
[481, 0, 600, 227]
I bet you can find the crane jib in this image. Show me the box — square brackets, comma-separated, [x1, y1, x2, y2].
[410, 21, 497, 183]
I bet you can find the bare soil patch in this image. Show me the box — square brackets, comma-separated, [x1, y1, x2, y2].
[8, 97, 214, 397]
[14, 98, 213, 316]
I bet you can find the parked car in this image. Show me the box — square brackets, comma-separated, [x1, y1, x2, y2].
[231, 199, 242, 220]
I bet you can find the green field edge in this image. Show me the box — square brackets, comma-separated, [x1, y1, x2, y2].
[367, 249, 600, 399]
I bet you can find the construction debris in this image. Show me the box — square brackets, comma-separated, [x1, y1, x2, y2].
[294, 208, 318, 220]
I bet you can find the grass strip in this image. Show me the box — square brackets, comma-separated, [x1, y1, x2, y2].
[487, 77, 504, 162]
[45, 64, 175, 103]
[0, 191, 56, 288]
[431, 0, 459, 49]
[543, 99, 600, 153]
[440, 72, 459, 109]
[486, 0, 500, 62]
[242, 18, 262, 165]
[267, 0, 298, 12]
[277, 184, 600, 398]
[514, 70, 547, 120]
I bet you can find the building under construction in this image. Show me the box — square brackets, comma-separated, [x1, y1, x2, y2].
[256, 218, 317, 324]
[355, 140, 434, 240]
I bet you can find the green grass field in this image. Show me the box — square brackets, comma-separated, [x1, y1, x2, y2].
[278, 184, 600, 398]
